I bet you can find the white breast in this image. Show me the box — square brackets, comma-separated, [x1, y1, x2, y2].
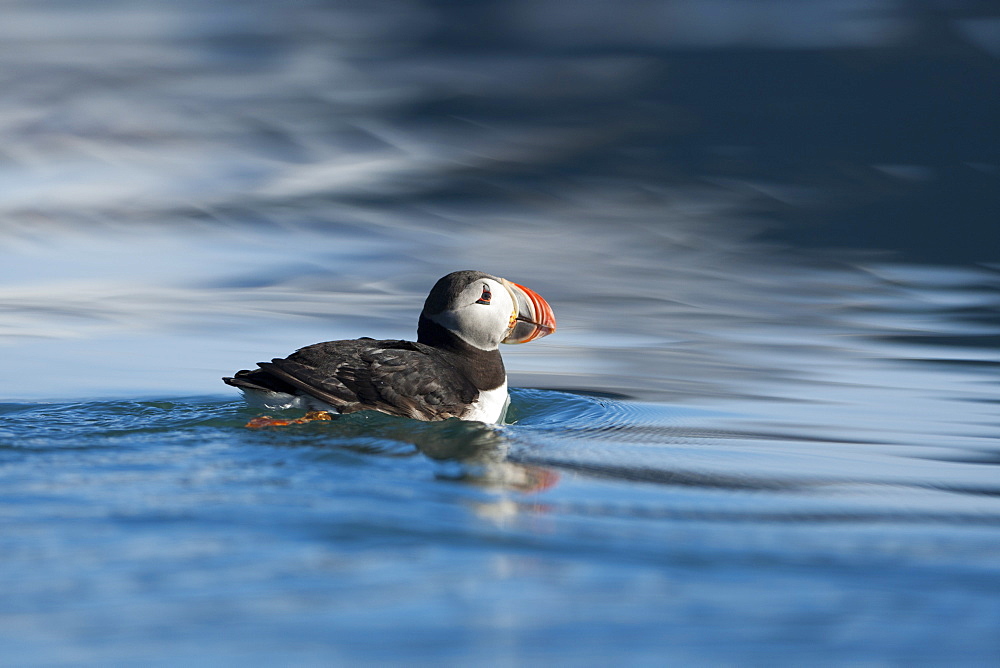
[461, 380, 510, 424]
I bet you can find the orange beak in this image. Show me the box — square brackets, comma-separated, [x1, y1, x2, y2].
[500, 279, 557, 344]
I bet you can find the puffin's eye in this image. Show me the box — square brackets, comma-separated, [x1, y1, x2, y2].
[475, 286, 492, 305]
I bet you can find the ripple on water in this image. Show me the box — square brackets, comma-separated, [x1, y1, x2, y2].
[497, 388, 1000, 525]
[0, 397, 249, 450]
[9, 390, 1000, 511]
[2, 390, 1000, 665]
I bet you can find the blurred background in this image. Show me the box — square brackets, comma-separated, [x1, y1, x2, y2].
[1, 0, 997, 400]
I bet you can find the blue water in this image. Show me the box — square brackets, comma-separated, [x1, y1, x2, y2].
[4, 390, 1000, 664]
[3, 1, 1000, 665]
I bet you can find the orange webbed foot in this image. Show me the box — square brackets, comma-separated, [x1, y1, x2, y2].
[245, 411, 333, 428]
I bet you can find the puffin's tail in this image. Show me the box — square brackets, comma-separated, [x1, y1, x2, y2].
[222, 368, 297, 394]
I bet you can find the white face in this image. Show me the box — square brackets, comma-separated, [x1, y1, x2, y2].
[426, 277, 515, 350]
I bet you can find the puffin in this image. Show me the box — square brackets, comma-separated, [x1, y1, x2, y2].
[223, 270, 556, 424]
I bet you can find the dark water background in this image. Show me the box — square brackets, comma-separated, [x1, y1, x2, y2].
[2, 1, 999, 664]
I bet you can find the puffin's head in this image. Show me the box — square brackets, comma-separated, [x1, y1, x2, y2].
[421, 270, 556, 351]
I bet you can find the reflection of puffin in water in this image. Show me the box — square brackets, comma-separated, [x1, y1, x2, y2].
[416, 419, 560, 494]
[224, 271, 556, 424]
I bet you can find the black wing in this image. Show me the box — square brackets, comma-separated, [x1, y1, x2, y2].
[231, 339, 480, 421]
